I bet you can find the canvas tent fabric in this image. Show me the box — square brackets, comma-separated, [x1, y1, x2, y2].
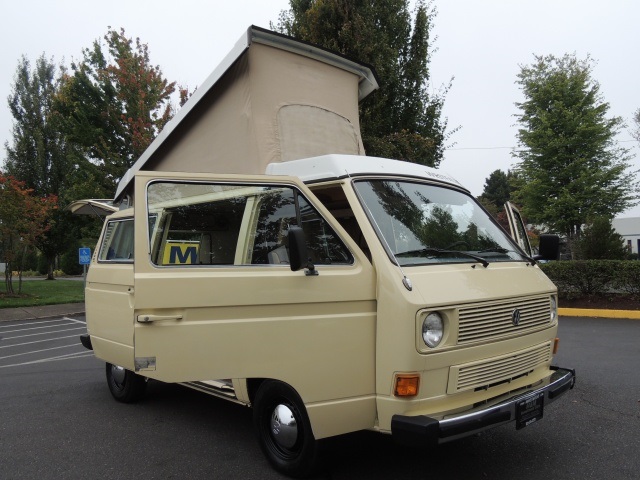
[114, 26, 378, 203]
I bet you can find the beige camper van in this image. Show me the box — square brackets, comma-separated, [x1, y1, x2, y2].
[78, 27, 575, 478]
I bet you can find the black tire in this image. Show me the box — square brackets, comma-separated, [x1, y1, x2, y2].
[253, 381, 319, 478]
[105, 362, 147, 403]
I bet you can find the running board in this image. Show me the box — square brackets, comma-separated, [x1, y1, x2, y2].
[180, 380, 244, 405]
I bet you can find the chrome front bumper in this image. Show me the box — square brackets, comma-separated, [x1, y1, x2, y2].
[391, 367, 576, 447]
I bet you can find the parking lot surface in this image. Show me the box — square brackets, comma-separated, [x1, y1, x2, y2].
[0, 315, 638, 479]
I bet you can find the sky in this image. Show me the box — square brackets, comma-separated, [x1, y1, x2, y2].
[1, 0, 639, 217]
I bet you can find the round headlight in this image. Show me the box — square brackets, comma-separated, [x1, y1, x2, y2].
[550, 296, 557, 322]
[422, 312, 444, 348]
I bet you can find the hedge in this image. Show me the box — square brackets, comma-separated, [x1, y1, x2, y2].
[540, 260, 640, 298]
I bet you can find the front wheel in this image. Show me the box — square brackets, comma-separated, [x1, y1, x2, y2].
[105, 363, 147, 403]
[253, 381, 319, 478]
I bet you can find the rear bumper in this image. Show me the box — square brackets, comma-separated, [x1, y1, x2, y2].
[391, 366, 575, 447]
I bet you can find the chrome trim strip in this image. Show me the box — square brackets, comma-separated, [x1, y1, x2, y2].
[180, 380, 246, 405]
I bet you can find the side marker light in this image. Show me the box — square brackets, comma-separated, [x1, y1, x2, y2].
[394, 374, 420, 397]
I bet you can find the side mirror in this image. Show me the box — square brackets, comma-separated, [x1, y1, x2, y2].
[287, 226, 318, 275]
[534, 234, 560, 261]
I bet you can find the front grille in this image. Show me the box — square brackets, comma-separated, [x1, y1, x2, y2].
[448, 342, 552, 394]
[458, 296, 551, 345]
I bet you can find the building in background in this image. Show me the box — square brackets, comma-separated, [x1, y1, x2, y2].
[613, 217, 640, 255]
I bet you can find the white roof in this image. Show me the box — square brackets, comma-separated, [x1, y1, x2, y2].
[612, 217, 640, 235]
[265, 154, 465, 189]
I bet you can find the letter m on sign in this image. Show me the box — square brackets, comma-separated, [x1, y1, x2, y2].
[170, 245, 197, 264]
[163, 242, 199, 265]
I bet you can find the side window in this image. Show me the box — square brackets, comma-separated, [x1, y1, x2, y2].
[298, 196, 353, 264]
[98, 219, 134, 262]
[147, 181, 353, 267]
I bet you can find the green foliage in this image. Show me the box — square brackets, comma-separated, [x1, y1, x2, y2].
[633, 108, 640, 143]
[479, 169, 513, 211]
[0, 174, 57, 293]
[274, 0, 453, 167]
[3, 55, 87, 279]
[55, 28, 176, 196]
[5, 30, 178, 279]
[614, 261, 640, 297]
[541, 260, 640, 298]
[512, 54, 639, 251]
[4, 55, 72, 196]
[574, 216, 627, 260]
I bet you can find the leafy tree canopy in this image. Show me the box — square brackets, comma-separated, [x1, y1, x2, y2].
[4, 55, 71, 197]
[479, 169, 514, 211]
[274, 0, 453, 167]
[0, 173, 57, 293]
[512, 54, 639, 248]
[55, 28, 176, 196]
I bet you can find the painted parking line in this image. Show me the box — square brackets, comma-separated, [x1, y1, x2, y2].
[2, 326, 86, 341]
[0, 343, 87, 361]
[0, 315, 92, 369]
[0, 350, 94, 369]
[0, 319, 84, 335]
[0, 334, 83, 349]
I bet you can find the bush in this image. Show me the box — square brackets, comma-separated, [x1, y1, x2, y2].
[60, 249, 83, 276]
[37, 254, 48, 275]
[541, 260, 640, 299]
[612, 261, 640, 297]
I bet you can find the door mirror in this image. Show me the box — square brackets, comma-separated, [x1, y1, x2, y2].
[287, 227, 317, 275]
[535, 234, 560, 261]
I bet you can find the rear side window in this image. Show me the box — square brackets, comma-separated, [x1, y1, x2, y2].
[98, 219, 134, 262]
[146, 181, 352, 267]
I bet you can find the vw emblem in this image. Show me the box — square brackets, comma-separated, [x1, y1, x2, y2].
[512, 309, 522, 326]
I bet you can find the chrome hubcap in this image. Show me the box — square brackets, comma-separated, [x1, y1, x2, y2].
[111, 365, 126, 387]
[270, 404, 298, 449]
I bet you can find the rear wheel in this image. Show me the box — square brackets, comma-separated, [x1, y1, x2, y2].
[253, 381, 319, 478]
[105, 363, 147, 403]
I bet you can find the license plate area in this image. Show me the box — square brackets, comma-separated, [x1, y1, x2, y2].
[516, 392, 544, 430]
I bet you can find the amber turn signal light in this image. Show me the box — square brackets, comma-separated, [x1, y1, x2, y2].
[553, 337, 560, 354]
[394, 374, 420, 397]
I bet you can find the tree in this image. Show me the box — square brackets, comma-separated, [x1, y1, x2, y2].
[632, 108, 640, 143]
[55, 28, 176, 196]
[4, 55, 71, 199]
[575, 216, 627, 260]
[0, 173, 57, 294]
[478, 169, 513, 211]
[512, 54, 639, 256]
[274, 0, 453, 167]
[4, 55, 75, 279]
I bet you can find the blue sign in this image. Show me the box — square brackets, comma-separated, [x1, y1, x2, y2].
[79, 247, 92, 265]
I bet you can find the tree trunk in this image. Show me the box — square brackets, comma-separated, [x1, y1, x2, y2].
[5, 263, 14, 294]
[46, 256, 55, 280]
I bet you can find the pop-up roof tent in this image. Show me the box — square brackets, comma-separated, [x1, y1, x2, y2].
[113, 26, 378, 204]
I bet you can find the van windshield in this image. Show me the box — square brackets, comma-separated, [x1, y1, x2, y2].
[354, 180, 529, 266]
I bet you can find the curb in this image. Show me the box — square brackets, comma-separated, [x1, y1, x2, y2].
[0, 303, 85, 323]
[558, 308, 640, 320]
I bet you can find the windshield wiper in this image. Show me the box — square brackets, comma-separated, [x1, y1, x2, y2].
[396, 247, 489, 268]
[477, 247, 537, 265]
